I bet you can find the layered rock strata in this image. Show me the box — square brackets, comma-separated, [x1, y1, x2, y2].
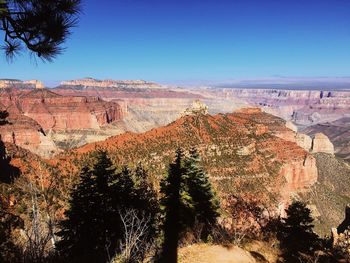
[0, 88, 124, 131]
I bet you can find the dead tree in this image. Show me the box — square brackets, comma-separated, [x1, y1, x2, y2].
[115, 208, 152, 263]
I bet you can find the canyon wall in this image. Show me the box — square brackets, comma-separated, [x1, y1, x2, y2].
[0, 88, 124, 131]
[0, 114, 59, 158]
[201, 88, 350, 126]
[60, 78, 162, 89]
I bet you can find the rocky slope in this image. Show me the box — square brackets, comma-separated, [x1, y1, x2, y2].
[300, 153, 350, 236]
[70, 108, 318, 209]
[4, 107, 347, 236]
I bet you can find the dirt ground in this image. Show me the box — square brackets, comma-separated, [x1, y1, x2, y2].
[178, 243, 257, 263]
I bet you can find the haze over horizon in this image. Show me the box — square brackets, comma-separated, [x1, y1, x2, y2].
[1, 0, 350, 87]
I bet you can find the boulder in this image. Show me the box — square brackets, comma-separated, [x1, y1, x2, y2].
[312, 133, 335, 155]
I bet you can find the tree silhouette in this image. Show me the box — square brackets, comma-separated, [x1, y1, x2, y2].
[278, 201, 320, 261]
[0, 207, 23, 263]
[57, 151, 159, 262]
[0, 110, 9, 125]
[185, 147, 219, 239]
[57, 151, 116, 263]
[0, 137, 20, 183]
[159, 148, 220, 262]
[159, 148, 185, 263]
[0, 0, 81, 61]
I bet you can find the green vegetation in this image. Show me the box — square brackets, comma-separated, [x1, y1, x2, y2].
[57, 150, 158, 263]
[0, 0, 81, 61]
[1, 139, 350, 262]
[278, 201, 320, 262]
[159, 148, 220, 263]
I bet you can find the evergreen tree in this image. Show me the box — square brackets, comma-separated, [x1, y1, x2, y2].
[159, 148, 220, 262]
[159, 148, 185, 263]
[57, 150, 116, 263]
[57, 152, 160, 262]
[133, 164, 159, 227]
[185, 148, 220, 238]
[278, 201, 320, 262]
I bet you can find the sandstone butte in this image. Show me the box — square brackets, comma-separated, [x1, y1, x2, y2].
[52, 108, 319, 210]
[0, 88, 125, 157]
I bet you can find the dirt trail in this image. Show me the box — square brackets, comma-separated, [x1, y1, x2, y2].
[179, 244, 256, 263]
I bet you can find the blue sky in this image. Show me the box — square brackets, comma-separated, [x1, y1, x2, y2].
[1, 0, 350, 86]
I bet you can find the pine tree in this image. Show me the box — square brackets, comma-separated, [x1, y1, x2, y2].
[185, 147, 220, 238]
[159, 148, 220, 262]
[159, 148, 185, 263]
[57, 150, 116, 263]
[133, 164, 159, 225]
[279, 201, 320, 261]
[57, 152, 160, 262]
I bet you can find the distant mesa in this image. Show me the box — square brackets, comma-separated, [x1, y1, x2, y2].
[60, 77, 161, 89]
[0, 79, 45, 89]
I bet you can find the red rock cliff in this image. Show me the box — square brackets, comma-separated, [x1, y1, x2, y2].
[0, 88, 124, 131]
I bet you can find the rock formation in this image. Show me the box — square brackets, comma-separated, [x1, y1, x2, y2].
[55, 79, 201, 100]
[60, 78, 161, 89]
[71, 109, 318, 207]
[295, 133, 313, 151]
[0, 88, 124, 131]
[200, 87, 350, 126]
[311, 133, 335, 155]
[0, 79, 44, 89]
[182, 100, 209, 116]
[0, 114, 59, 158]
[303, 118, 350, 160]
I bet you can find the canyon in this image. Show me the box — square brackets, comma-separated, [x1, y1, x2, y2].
[1, 78, 348, 160]
[0, 84, 124, 157]
[1, 78, 350, 235]
[71, 108, 319, 206]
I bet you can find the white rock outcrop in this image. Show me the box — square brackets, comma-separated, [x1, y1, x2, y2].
[182, 100, 209, 116]
[311, 133, 335, 155]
